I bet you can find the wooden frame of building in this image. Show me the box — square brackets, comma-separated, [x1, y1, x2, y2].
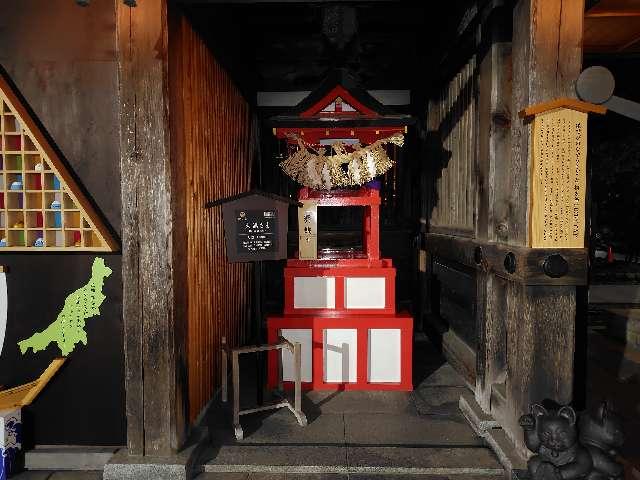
[110, 0, 593, 468]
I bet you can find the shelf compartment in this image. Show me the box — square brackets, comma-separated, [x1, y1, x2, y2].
[64, 230, 82, 247]
[2, 115, 20, 133]
[7, 230, 25, 247]
[63, 210, 80, 229]
[6, 191, 23, 209]
[23, 135, 36, 152]
[3, 154, 23, 171]
[44, 191, 62, 209]
[24, 173, 42, 191]
[3, 134, 21, 151]
[45, 229, 65, 248]
[42, 172, 62, 190]
[82, 229, 102, 248]
[63, 192, 76, 209]
[44, 211, 62, 228]
[0, 211, 5, 229]
[25, 211, 44, 229]
[25, 191, 43, 210]
[7, 210, 24, 228]
[24, 153, 44, 171]
[27, 230, 45, 247]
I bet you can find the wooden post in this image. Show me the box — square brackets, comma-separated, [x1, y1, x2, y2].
[294, 342, 302, 415]
[499, 0, 585, 456]
[117, 0, 189, 456]
[221, 338, 228, 403]
[474, 3, 512, 413]
[232, 351, 241, 439]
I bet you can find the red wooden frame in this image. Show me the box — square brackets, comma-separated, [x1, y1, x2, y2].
[267, 313, 413, 391]
[298, 187, 380, 261]
[276, 126, 405, 146]
[283, 265, 396, 316]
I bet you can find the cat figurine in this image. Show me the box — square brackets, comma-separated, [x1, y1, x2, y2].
[519, 404, 592, 480]
[578, 401, 624, 480]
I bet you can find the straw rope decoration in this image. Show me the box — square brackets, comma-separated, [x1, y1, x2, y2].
[279, 133, 404, 190]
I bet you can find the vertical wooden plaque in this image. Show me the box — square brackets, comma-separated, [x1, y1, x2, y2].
[529, 108, 587, 248]
[298, 200, 317, 260]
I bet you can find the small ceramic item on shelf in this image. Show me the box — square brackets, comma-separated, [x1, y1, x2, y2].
[74, 240, 81, 247]
[0, 238, 6, 247]
[34, 237, 45, 247]
[50, 200, 61, 209]
[13, 220, 24, 228]
[34, 162, 44, 171]
[10, 180, 23, 190]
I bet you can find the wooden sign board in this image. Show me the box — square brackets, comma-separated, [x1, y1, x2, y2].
[529, 108, 587, 248]
[298, 200, 318, 260]
[221, 194, 289, 262]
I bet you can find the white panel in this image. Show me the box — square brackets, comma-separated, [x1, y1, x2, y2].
[345, 277, 385, 309]
[0, 273, 7, 356]
[368, 329, 401, 383]
[294, 277, 335, 309]
[280, 329, 313, 382]
[324, 329, 357, 383]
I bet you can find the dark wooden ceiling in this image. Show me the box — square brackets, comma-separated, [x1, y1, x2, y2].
[179, 1, 472, 105]
[585, 0, 640, 53]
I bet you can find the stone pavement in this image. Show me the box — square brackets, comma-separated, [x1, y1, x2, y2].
[11, 337, 504, 479]
[199, 336, 503, 478]
[10, 472, 101, 480]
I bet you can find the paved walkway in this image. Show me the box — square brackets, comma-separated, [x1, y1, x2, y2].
[200, 336, 503, 478]
[12, 337, 503, 479]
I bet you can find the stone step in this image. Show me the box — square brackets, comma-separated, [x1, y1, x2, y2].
[24, 445, 120, 471]
[201, 444, 504, 477]
[196, 474, 505, 480]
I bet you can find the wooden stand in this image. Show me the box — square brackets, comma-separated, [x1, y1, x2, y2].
[220, 337, 307, 441]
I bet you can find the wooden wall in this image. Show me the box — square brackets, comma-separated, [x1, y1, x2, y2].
[170, 14, 254, 423]
[428, 56, 477, 236]
[425, 55, 479, 386]
[0, 0, 124, 446]
[426, 0, 587, 460]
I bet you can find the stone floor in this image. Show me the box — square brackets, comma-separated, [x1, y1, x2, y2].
[10, 472, 102, 480]
[198, 335, 503, 478]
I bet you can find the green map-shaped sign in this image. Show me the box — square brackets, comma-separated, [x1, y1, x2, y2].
[18, 257, 112, 356]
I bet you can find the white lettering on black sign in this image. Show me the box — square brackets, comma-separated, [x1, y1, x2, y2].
[235, 209, 278, 253]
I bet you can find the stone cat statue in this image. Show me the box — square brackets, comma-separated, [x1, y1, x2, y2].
[578, 401, 624, 480]
[519, 404, 592, 480]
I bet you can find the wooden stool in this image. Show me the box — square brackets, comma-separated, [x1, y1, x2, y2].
[221, 337, 307, 441]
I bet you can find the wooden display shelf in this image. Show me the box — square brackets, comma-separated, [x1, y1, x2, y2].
[0, 75, 117, 251]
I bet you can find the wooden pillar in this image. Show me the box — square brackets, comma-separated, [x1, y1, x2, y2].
[474, 3, 512, 412]
[117, 0, 189, 456]
[500, 0, 585, 455]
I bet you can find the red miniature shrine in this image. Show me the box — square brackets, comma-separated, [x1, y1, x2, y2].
[267, 70, 413, 391]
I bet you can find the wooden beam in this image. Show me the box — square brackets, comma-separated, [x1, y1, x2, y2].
[426, 234, 589, 286]
[502, 0, 586, 458]
[618, 32, 640, 51]
[117, 0, 189, 456]
[585, 11, 640, 17]
[518, 97, 607, 117]
[473, 2, 512, 412]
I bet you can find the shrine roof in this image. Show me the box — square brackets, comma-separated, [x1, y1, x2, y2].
[205, 189, 302, 208]
[269, 69, 413, 128]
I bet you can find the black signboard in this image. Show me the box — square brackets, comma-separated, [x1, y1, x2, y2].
[212, 191, 295, 262]
[235, 209, 278, 254]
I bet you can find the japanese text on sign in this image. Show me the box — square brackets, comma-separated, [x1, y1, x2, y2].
[235, 209, 278, 253]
